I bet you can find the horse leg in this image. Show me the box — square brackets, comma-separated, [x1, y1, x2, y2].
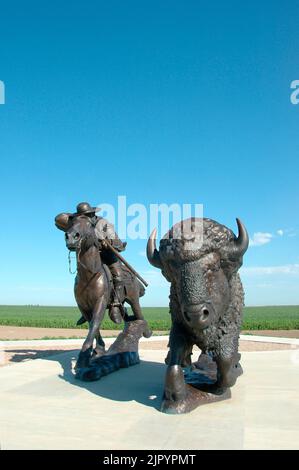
[75, 299, 106, 370]
[76, 304, 89, 326]
[93, 331, 106, 358]
[127, 298, 152, 338]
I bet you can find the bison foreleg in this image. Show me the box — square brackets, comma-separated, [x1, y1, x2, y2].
[213, 334, 242, 391]
[214, 356, 236, 389]
[164, 325, 192, 402]
[164, 365, 186, 402]
[213, 350, 241, 393]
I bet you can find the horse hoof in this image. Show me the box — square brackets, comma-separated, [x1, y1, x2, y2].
[75, 347, 93, 370]
[76, 316, 87, 326]
[91, 347, 105, 360]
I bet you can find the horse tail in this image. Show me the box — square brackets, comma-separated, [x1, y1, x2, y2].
[138, 280, 145, 298]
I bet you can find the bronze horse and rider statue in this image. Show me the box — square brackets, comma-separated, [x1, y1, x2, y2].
[55, 201, 248, 414]
[55, 202, 152, 378]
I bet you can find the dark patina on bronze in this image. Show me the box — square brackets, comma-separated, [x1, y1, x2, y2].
[55, 204, 152, 380]
[147, 217, 249, 414]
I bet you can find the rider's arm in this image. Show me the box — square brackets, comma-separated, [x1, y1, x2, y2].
[95, 218, 126, 251]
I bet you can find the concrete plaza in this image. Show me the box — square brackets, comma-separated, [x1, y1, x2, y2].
[0, 337, 298, 450]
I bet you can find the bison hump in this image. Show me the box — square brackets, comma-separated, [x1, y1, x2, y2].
[159, 218, 235, 263]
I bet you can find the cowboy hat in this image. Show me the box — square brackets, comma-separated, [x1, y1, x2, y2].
[72, 202, 101, 217]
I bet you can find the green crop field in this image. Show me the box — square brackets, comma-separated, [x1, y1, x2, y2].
[241, 305, 299, 330]
[0, 305, 298, 331]
[0, 305, 170, 331]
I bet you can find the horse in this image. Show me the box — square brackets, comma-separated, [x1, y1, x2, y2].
[64, 215, 151, 370]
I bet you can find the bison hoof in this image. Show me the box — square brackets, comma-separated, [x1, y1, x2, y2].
[206, 383, 228, 395]
[164, 365, 186, 402]
[219, 368, 239, 389]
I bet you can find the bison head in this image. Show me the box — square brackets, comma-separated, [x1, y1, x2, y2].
[147, 218, 248, 332]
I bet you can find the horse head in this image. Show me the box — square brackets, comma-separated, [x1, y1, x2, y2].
[65, 215, 99, 253]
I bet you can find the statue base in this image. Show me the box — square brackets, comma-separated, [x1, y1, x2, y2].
[161, 384, 231, 414]
[75, 319, 149, 381]
[161, 353, 237, 414]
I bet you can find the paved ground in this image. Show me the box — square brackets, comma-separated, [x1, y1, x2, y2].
[0, 325, 298, 340]
[0, 349, 298, 450]
[0, 335, 298, 449]
[1, 340, 297, 369]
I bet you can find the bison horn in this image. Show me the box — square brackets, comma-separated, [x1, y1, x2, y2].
[147, 228, 162, 269]
[230, 218, 249, 259]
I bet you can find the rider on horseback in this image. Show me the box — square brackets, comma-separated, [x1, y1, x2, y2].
[56, 202, 127, 325]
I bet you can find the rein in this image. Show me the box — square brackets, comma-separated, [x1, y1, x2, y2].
[67, 232, 114, 302]
[68, 237, 102, 276]
[68, 251, 77, 274]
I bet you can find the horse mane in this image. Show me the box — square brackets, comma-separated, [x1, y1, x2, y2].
[80, 231, 100, 252]
[78, 230, 102, 274]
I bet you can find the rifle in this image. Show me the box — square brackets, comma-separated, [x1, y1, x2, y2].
[103, 239, 149, 287]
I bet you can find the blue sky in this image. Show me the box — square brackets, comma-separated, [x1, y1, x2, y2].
[0, 1, 298, 307]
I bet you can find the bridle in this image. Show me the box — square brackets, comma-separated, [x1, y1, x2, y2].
[68, 250, 77, 274]
[68, 235, 102, 275]
[67, 226, 114, 299]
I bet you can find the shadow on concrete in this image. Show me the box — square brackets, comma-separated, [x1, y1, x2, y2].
[59, 350, 166, 410]
[8, 348, 166, 410]
[6, 349, 78, 363]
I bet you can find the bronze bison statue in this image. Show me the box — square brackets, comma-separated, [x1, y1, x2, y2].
[147, 217, 249, 413]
